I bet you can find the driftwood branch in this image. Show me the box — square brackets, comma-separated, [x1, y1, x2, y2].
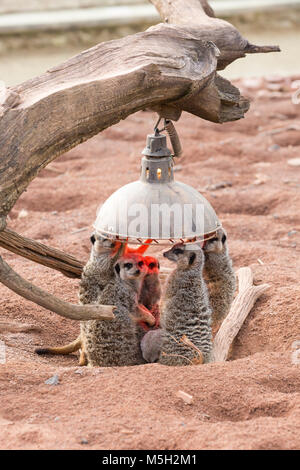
[0, 227, 84, 278]
[0, 256, 115, 322]
[213, 267, 270, 362]
[150, 0, 280, 69]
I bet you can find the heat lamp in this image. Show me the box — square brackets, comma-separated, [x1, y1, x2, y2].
[94, 119, 221, 245]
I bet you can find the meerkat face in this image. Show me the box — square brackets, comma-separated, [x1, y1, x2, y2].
[90, 232, 122, 257]
[203, 228, 227, 254]
[144, 256, 160, 275]
[114, 255, 147, 281]
[163, 243, 202, 268]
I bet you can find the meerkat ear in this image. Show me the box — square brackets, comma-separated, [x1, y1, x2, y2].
[90, 234, 96, 245]
[114, 263, 121, 275]
[189, 253, 196, 265]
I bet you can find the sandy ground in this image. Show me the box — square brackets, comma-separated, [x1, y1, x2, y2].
[0, 75, 300, 450]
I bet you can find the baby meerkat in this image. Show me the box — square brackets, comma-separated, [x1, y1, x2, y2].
[203, 228, 236, 326]
[138, 256, 161, 330]
[35, 233, 123, 363]
[158, 242, 213, 366]
[82, 254, 155, 367]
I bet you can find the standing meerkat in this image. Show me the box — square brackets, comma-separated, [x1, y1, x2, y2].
[35, 236, 154, 364]
[35, 233, 124, 363]
[82, 255, 155, 367]
[203, 228, 236, 326]
[79, 233, 124, 305]
[158, 243, 213, 366]
[138, 255, 161, 330]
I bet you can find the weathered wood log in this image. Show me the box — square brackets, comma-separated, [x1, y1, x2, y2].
[150, 0, 280, 69]
[0, 227, 84, 278]
[213, 267, 270, 362]
[0, 256, 115, 321]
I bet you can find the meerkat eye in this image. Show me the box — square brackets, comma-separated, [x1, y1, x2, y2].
[138, 261, 144, 267]
[124, 263, 133, 269]
[90, 234, 96, 245]
[149, 262, 155, 269]
[173, 248, 184, 255]
[221, 234, 227, 244]
[189, 253, 196, 265]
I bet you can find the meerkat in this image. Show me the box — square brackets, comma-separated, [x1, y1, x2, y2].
[79, 233, 124, 305]
[138, 256, 161, 331]
[140, 328, 163, 363]
[35, 233, 124, 363]
[158, 242, 213, 366]
[82, 255, 155, 367]
[203, 228, 236, 326]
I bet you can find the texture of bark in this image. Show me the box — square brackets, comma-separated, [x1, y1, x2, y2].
[213, 267, 270, 362]
[0, 227, 84, 278]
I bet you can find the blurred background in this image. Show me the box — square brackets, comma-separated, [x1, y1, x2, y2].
[0, 0, 299, 86]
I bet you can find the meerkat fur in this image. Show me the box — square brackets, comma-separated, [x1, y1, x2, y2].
[81, 255, 154, 367]
[203, 228, 236, 325]
[159, 243, 213, 366]
[35, 233, 123, 362]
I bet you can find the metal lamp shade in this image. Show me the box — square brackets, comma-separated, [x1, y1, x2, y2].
[94, 132, 221, 244]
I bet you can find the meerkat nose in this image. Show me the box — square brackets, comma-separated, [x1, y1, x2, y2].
[135, 269, 140, 275]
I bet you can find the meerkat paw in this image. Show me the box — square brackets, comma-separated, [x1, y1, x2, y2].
[131, 304, 156, 327]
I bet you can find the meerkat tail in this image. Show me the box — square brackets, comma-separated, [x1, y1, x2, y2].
[35, 336, 81, 356]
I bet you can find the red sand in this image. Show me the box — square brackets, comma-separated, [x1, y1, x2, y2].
[0, 75, 299, 450]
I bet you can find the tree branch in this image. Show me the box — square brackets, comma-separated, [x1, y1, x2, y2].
[0, 256, 115, 321]
[150, 0, 280, 69]
[0, 227, 84, 278]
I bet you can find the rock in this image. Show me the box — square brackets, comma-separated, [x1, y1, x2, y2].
[18, 209, 28, 219]
[45, 375, 59, 386]
[268, 144, 281, 152]
[176, 390, 194, 405]
[205, 181, 232, 191]
[253, 174, 269, 185]
[80, 438, 89, 445]
[288, 158, 300, 167]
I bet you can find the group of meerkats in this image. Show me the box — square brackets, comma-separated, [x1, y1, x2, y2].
[36, 228, 236, 367]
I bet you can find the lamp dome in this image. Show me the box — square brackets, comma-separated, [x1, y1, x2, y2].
[94, 131, 221, 245]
